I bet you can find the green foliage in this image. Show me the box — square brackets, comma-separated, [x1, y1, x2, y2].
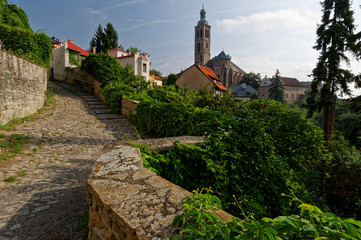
[126, 46, 148, 56]
[164, 73, 178, 86]
[69, 51, 81, 67]
[0, 2, 51, 67]
[149, 69, 162, 78]
[0, 134, 29, 162]
[324, 137, 361, 219]
[172, 191, 361, 240]
[89, 23, 118, 53]
[268, 69, 284, 103]
[81, 52, 122, 84]
[135, 99, 326, 218]
[0, 24, 52, 67]
[1, 3, 31, 30]
[241, 72, 262, 90]
[307, 0, 361, 142]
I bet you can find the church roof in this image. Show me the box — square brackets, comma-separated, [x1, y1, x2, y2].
[198, 5, 209, 25]
[211, 51, 231, 60]
[230, 61, 246, 74]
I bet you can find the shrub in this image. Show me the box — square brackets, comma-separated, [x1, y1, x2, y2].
[0, 2, 52, 67]
[81, 52, 122, 84]
[171, 190, 361, 240]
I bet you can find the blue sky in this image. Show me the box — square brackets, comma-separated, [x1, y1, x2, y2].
[10, 0, 361, 89]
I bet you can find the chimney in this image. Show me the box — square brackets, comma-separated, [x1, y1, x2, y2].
[68, 39, 74, 43]
[92, 46, 96, 54]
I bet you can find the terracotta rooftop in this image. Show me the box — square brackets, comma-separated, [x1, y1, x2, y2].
[65, 41, 90, 56]
[199, 65, 228, 91]
[266, 77, 304, 87]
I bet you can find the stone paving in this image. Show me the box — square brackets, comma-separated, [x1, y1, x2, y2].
[0, 81, 138, 240]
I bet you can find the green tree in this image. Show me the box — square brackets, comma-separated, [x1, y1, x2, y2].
[241, 72, 262, 90]
[149, 69, 162, 78]
[268, 70, 284, 103]
[103, 23, 118, 51]
[89, 23, 118, 53]
[307, 0, 361, 142]
[126, 46, 149, 56]
[164, 73, 178, 85]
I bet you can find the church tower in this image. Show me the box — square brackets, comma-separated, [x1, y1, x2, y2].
[195, 5, 211, 66]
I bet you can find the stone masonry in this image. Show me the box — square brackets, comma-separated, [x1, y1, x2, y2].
[87, 137, 232, 240]
[0, 81, 138, 239]
[0, 50, 47, 125]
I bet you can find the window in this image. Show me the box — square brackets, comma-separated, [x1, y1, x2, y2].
[197, 42, 201, 53]
[196, 30, 199, 38]
[291, 94, 294, 99]
[206, 42, 208, 49]
[200, 29, 203, 38]
[285, 93, 288, 98]
[143, 63, 147, 73]
[205, 29, 209, 38]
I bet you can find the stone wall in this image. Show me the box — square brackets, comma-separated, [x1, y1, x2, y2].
[0, 49, 47, 125]
[87, 136, 232, 239]
[63, 67, 105, 102]
[121, 97, 139, 119]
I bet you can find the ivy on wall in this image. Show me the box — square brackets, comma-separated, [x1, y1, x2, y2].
[0, 1, 52, 67]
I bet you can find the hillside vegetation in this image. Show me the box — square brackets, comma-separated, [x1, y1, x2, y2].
[0, 0, 51, 67]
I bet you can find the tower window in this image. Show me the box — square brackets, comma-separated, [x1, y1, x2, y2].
[206, 42, 208, 49]
[197, 42, 201, 53]
[197, 30, 199, 38]
[200, 29, 203, 38]
[205, 29, 209, 38]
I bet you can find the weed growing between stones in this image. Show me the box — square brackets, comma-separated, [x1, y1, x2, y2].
[76, 210, 89, 240]
[3, 175, 16, 182]
[0, 134, 29, 162]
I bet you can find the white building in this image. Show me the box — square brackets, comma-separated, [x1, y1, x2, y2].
[50, 40, 90, 81]
[108, 48, 150, 81]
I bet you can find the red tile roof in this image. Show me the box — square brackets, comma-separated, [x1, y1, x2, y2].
[268, 77, 304, 87]
[66, 41, 90, 56]
[198, 65, 228, 91]
[108, 47, 128, 53]
[281, 77, 304, 87]
[151, 74, 163, 81]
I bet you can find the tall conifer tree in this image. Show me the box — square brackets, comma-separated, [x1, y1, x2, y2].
[268, 69, 284, 103]
[89, 23, 118, 53]
[307, 0, 361, 142]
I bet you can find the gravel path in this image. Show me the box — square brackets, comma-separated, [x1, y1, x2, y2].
[0, 81, 138, 240]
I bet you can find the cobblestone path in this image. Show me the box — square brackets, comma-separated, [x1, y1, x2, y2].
[0, 81, 138, 240]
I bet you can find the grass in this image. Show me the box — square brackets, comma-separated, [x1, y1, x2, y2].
[16, 170, 27, 176]
[76, 210, 89, 240]
[0, 134, 29, 162]
[3, 175, 17, 182]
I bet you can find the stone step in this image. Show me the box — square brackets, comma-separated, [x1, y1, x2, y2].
[94, 109, 111, 114]
[97, 114, 123, 120]
[89, 104, 108, 109]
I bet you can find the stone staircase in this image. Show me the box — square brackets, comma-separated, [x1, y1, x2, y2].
[52, 80, 123, 120]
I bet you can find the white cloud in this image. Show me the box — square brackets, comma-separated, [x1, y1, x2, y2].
[216, 8, 318, 33]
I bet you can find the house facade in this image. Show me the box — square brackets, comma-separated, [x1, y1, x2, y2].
[108, 48, 150, 81]
[149, 74, 163, 86]
[176, 64, 228, 95]
[50, 40, 90, 81]
[258, 77, 306, 104]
